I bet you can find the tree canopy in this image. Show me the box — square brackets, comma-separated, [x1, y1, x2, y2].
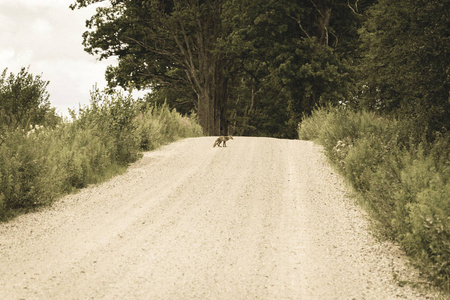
[71, 0, 231, 135]
[71, 0, 448, 138]
[358, 0, 450, 135]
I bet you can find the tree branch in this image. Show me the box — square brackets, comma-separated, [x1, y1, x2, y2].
[329, 29, 339, 47]
[309, 0, 325, 18]
[288, 14, 311, 39]
[347, 0, 363, 17]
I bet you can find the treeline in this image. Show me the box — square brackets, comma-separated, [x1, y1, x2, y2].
[70, 0, 374, 137]
[70, 0, 448, 138]
[0, 68, 202, 221]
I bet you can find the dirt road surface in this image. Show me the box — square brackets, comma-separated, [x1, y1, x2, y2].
[0, 137, 440, 299]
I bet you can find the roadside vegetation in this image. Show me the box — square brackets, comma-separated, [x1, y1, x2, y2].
[299, 107, 449, 291]
[298, 0, 448, 291]
[0, 69, 202, 221]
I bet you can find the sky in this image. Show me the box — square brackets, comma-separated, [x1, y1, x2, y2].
[0, 0, 138, 118]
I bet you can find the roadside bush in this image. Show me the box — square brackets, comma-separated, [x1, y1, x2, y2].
[136, 104, 202, 151]
[54, 125, 116, 190]
[0, 129, 61, 219]
[398, 140, 450, 288]
[298, 106, 450, 290]
[73, 89, 141, 165]
[136, 107, 164, 151]
[0, 89, 202, 221]
[298, 107, 329, 141]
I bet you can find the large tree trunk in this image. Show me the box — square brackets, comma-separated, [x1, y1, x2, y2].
[197, 92, 211, 135]
[214, 61, 228, 136]
[196, 57, 228, 136]
[197, 82, 227, 135]
[170, 0, 228, 136]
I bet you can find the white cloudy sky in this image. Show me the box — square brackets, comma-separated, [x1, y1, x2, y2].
[0, 0, 128, 117]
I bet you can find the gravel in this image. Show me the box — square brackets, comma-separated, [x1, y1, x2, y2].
[0, 137, 442, 299]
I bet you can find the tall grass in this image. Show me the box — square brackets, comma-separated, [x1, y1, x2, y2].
[0, 91, 202, 220]
[299, 106, 450, 291]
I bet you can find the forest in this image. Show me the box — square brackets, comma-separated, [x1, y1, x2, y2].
[1, 0, 449, 292]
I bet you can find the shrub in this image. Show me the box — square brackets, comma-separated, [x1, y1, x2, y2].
[398, 143, 450, 288]
[135, 104, 202, 151]
[0, 68, 58, 130]
[73, 89, 142, 165]
[298, 106, 329, 141]
[0, 129, 61, 218]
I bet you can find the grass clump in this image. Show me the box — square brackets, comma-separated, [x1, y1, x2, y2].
[299, 106, 450, 291]
[0, 89, 202, 221]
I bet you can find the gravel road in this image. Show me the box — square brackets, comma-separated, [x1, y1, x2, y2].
[0, 137, 440, 299]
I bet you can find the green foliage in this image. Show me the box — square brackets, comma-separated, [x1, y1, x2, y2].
[144, 85, 197, 117]
[297, 106, 329, 140]
[0, 89, 202, 221]
[224, 0, 368, 137]
[136, 104, 202, 151]
[0, 130, 60, 218]
[357, 0, 450, 134]
[299, 107, 450, 290]
[71, 0, 375, 137]
[398, 141, 450, 288]
[54, 125, 116, 190]
[0, 67, 60, 132]
[72, 0, 229, 135]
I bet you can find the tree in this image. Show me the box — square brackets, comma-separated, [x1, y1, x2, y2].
[0, 67, 57, 131]
[224, 0, 372, 137]
[71, 0, 231, 135]
[358, 0, 450, 135]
